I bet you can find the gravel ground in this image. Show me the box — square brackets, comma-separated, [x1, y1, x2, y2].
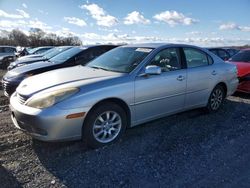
[1, 69, 250, 188]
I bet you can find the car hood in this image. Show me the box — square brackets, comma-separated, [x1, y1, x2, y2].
[18, 54, 43, 60]
[6, 60, 55, 77]
[11, 57, 46, 66]
[17, 66, 123, 96]
[227, 61, 250, 77]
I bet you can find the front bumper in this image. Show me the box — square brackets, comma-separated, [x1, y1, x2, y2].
[10, 93, 90, 141]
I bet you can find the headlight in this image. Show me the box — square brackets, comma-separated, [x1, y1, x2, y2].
[25, 87, 79, 109]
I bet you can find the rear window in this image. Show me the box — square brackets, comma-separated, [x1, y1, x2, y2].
[183, 48, 212, 68]
[0, 47, 15, 53]
[229, 50, 250, 63]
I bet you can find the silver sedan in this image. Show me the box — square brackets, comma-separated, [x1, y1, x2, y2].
[10, 43, 238, 148]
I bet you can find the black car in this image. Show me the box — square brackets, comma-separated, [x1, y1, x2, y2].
[8, 46, 72, 70]
[223, 48, 239, 57]
[207, 48, 231, 61]
[2, 45, 118, 97]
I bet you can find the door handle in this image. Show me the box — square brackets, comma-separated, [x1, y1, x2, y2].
[211, 70, 217, 75]
[177, 75, 185, 81]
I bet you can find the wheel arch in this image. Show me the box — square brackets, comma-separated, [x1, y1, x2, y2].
[215, 82, 228, 97]
[82, 97, 132, 132]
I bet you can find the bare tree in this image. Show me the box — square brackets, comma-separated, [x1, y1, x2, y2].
[0, 28, 82, 47]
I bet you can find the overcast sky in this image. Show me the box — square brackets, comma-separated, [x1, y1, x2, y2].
[0, 0, 250, 46]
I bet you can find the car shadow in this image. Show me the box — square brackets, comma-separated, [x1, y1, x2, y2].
[233, 91, 250, 99]
[32, 98, 250, 187]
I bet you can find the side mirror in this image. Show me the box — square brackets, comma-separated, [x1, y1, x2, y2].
[144, 65, 161, 75]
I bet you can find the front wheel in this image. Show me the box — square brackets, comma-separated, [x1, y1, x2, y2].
[206, 85, 225, 112]
[83, 102, 127, 148]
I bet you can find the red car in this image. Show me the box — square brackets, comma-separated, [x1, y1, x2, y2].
[227, 48, 250, 93]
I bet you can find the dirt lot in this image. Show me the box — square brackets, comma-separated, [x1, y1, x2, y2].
[1, 69, 250, 187]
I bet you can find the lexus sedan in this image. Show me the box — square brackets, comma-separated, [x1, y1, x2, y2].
[8, 46, 72, 70]
[2, 45, 117, 97]
[227, 48, 250, 93]
[10, 43, 238, 148]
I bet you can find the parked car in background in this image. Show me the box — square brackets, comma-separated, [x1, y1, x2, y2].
[207, 48, 231, 61]
[17, 48, 55, 60]
[0, 46, 17, 69]
[227, 48, 250, 93]
[27, 46, 53, 55]
[223, 48, 239, 57]
[9, 43, 238, 148]
[8, 46, 73, 70]
[2, 45, 118, 97]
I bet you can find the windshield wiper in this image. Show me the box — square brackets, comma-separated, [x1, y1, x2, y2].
[90, 66, 126, 73]
[90, 66, 110, 71]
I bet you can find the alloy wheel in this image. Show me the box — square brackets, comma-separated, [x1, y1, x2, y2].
[92, 111, 122, 143]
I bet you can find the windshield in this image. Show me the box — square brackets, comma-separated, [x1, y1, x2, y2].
[43, 47, 71, 59]
[40, 48, 54, 56]
[229, 50, 250, 62]
[50, 47, 82, 63]
[28, 47, 40, 54]
[87, 47, 153, 73]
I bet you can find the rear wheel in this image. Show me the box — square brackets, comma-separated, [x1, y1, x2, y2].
[83, 102, 127, 148]
[206, 85, 225, 112]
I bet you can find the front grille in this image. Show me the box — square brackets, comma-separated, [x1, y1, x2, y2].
[16, 93, 29, 104]
[2, 80, 16, 97]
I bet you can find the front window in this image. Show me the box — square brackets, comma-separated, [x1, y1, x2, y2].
[148, 48, 181, 72]
[87, 47, 153, 73]
[4, 47, 15, 53]
[50, 47, 83, 63]
[229, 50, 250, 63]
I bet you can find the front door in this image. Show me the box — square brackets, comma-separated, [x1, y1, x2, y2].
[134, 47, 187, 123]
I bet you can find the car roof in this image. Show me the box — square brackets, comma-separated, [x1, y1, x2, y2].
[69, 44, 118, 50]
[82, 44, 119, 48]
[123, 43, 207, 49]
[54, 46, 73, 49]
[34, 46, 54, 49]
[206, 47, 227, 50]
[124, 43, 171, 48]
[241, 48, 250, 51]
[0, 46, 16, 48]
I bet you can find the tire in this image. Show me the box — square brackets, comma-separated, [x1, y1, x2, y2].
[206, 85, 225, 113]
[83, 102, 127, 148]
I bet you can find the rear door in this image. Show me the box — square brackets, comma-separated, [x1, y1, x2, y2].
[182, 47, 215, 108]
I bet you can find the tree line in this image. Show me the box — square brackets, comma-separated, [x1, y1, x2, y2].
[0, 28, 82, 47]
